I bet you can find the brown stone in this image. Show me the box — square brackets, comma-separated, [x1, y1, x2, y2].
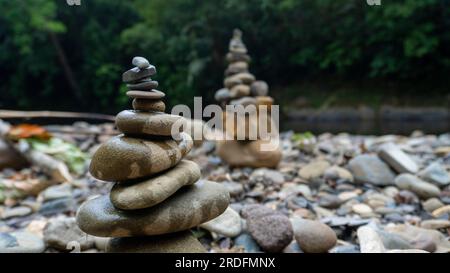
[89, 133, 193, 181]
[126, 90, 165, 100]
[115, 110, 185, 137]
[110, 160, 201, 210]
[132, 99, 166, 112]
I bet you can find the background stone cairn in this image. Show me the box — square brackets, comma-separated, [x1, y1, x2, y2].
[76, 57, 230, 252]
[215, 30, 282, 168]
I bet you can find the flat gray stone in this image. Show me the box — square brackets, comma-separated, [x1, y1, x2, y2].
[122, 67, 156, 83]
[378, 143, 419, 173]
[348, 154, 396, 186]
[395, 174, 441, 199]
[418, 162, 450, 187]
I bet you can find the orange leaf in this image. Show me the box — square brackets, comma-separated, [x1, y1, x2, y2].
[7, 124, 52, 140]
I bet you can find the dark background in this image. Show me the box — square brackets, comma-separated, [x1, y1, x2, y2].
[1, 0, 449, 114]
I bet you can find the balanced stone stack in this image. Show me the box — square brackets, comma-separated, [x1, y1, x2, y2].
[215, 30, 282, 168]
[76, 57, 230, 253]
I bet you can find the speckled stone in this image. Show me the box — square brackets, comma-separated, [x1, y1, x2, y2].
[106, 231, 206, 253]
[110, 160, 201, 210]
[115, 110, 186, 137]
[132, 99, 166, 112]
[89, 133, 193, 181]
[126, 90, 165, 100]
[76, 180, 230, 237]
[127, 80, 158, 91]
[122, 67, 156, 83]
[242, 205, 293, 253]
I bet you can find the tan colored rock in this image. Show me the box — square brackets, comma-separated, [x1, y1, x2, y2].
[298, 160, 331, 180]
[110, 160, 201, 210]
[89, 132, 193, 181]
[431, 205, 450, 218]
[229, 84, 251, 98]
[116, 110, 185, 137]
[420, 219, 450, 230]
[216, 139, 282, 168]
[291, 218, 337, 253]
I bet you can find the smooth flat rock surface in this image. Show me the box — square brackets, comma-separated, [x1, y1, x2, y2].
[110, 160, 201, 210]
[77, 180, 230, 237]
[116, 110, 186, 137]
[89, 133, 193, 181]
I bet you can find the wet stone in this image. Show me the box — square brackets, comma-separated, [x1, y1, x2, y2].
[122, 66, 156, 83]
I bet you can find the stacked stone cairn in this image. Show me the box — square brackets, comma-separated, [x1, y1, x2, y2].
[76, 57, 230, 253]
[215, 30, 282, 168]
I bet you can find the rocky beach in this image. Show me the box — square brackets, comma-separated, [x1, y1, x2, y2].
[1, 120, 449, 253]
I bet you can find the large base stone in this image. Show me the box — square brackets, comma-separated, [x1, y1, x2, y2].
[76, 180, 230, 237]
[106, 231, 207, 253]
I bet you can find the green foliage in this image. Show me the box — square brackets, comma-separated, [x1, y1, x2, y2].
[0, 0, 449, 112]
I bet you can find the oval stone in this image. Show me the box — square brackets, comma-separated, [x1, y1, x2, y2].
[127, 80, 158, 91]
[89, 132, 193, 181]
[110, 160, 201, 210]
[126, 90, 165, 100]
[122, 67, 156, 83]
[132, 99, 166, 112]
[116, 110, 186, 137]
[76, 180, 230, 237]
[132, 56, 150, 69]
